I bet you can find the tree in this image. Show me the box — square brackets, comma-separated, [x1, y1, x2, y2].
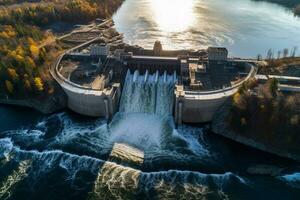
[269, 78, 279, 98]
[24, 79, 31, 90]
[5, 80, 14, 94]
[257, 54, 262, 61]
[277, 50, 281, 59]
[267, 49, 273, 60]
[291, 46, 298, 57]
[34, 77, 44, 92]
[7, 68, 19, 82]
[30, 44, 40, 59]
[283, 48, 289, 58]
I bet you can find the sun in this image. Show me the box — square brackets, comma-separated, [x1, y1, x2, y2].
[150, 0, 196, 32]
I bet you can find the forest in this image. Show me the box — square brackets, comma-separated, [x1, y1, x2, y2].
[0, 0, 123, 99]
[254, 0, 300, 16]
[228, 78, 300, 147]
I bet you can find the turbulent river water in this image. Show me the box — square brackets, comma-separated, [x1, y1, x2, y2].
[113, 0, 300, 57]
[1, 70, 300, 199]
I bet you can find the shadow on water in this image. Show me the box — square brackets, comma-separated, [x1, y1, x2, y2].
[0, 105, 42, 132]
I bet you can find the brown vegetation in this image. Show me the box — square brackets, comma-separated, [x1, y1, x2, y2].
[259, 57, 300, 75]
[228, 79, 300, 149]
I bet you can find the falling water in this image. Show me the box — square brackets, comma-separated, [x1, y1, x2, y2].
[119, 70, 177, 116]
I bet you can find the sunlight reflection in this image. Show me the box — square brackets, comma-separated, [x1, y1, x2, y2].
[0, 160, 31, 199]
[150, 0, 196, 32]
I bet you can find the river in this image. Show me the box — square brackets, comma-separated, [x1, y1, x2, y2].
[1, 70, 300, 199]
[113, 0, 300, 57]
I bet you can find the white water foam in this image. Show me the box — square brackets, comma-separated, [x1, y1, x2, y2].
[108, 113, 173, 149]
[278, 173, 300, 189]
[173, 125, 210, 157]
[0, 136, 248, 199]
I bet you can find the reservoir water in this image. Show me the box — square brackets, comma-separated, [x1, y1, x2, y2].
[113, 0, 300, 57]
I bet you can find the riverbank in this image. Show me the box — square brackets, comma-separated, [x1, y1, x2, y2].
[0, 82, 67, 114]
[211, 96, 300, 163]
[0, 0, 125, 114]
[255, 0, 300, 16]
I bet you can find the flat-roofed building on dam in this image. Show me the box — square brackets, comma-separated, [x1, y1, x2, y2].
[122, 54, 181, 75]
[90, 44, 110, 58]
[207, 47, 228, 62]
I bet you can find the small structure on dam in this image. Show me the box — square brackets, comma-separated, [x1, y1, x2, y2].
[54, 39, 256, 123]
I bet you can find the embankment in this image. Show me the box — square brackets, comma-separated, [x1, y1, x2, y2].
[0, 84, 67, 114]
[211, 99, 300, 162]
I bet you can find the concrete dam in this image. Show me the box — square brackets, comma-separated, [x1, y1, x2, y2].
[52, 40, 257, 124]
[120, 70, 177, 115]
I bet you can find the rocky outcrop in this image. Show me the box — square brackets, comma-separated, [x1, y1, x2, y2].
[211, 99, 300, 163]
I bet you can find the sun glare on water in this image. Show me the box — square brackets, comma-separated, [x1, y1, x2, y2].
[150, 0, 195, 32]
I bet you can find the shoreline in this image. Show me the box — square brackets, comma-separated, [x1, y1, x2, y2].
[211, 99, 300, 163]
[0, 85, 67, 114]
[0, 97, 66, 114]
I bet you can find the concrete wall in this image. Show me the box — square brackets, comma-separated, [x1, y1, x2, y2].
[176, 96, 227, 123]
[52, 43, 121, 119]
[61, 82, 120, 118]
[175, 62, 257, 124]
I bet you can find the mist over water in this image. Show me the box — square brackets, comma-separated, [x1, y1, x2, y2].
[0, 70, 300, 199]
[113, 0, 300, 57]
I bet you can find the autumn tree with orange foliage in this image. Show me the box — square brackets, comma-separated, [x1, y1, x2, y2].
[0, 0, 124, 99]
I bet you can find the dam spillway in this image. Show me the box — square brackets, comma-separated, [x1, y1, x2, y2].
[108, 70, 177, 149]
[120, 70, 177, 116]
